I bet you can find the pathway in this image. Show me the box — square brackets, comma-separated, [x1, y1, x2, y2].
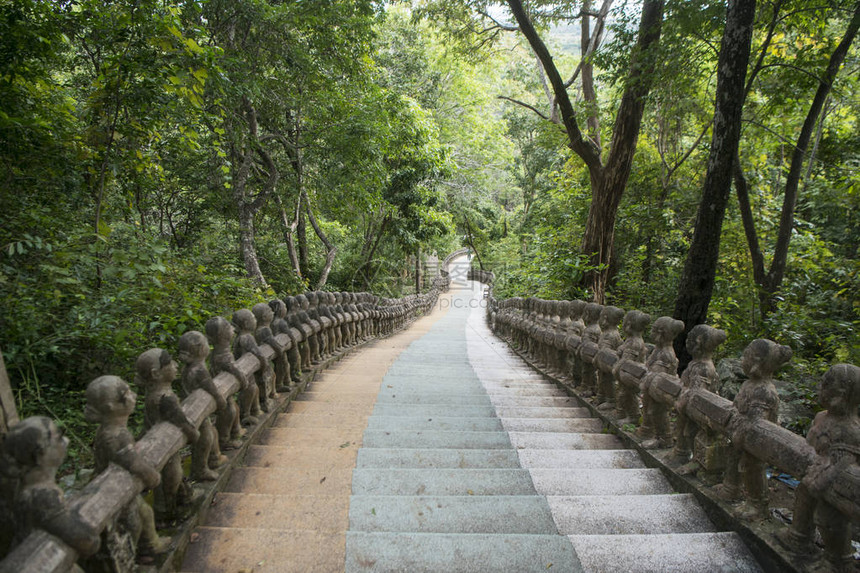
[181, 260, 762, 572]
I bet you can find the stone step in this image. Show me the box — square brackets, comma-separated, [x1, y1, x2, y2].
[349, 495, 558, 534]
[547, 494, 716, 535]
[273, 412, 368, 429]
[489, 395, 581, 407]
[375, 383, 490, 395]
[345, 532, 581, 573]
[495, 406, 589, 418]
[509, 432, 620, 450]
[351, 468, 537, 496]
[568, 532, 762, 572]
[375, 392, 493, 405]
[516, 449, 645, 470]
[366, 416, 504, 432]
[226, 467, 354, 496]
[530, 468, 673, 496]
[373, 404, 499, 418]
[244, 445, 357, 468]
[356, 448, 521, 469]
[483, 386, 569, 397]
[361, 430, 511, 450]
[260, 427, 365, 448]
[202, 492, 347, 532]
[501, 417, 603, 433]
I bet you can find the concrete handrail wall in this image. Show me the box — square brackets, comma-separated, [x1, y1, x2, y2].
[476, 278, 859, 569]
[0, 275, 451, 573]
[442, 248, 469, 275]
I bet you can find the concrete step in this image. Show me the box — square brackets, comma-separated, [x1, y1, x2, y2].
[509, 431, 621, 450]
[345, 532, 581, 573]
[530, 468, 673, 496]
[362, 429, 511, 450]
[547, 494, 716, 534]
[226, 467, 354, 496]
[366, 416, 504, 432]
[203, 492, 347, 532]
[351, 468, 537, 496]
[483, 386, 569, 397]
[495, 406, 589, 418]
[375, 392, 493, 405]
[373, 403, 498, 418]
[516, 449, 645, 470]
[568, 532, 762, 572]
[501, 417, 603, 433]
[260, 427, 365, 448]
[376, 383, 490, 395]
[244, 445, 357, 468]
[489, 395, 581, 407]
[356, 448, 521, 469]
[349, 495, 558, 534]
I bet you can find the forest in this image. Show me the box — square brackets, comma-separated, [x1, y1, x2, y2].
[1, 0, 858, 459]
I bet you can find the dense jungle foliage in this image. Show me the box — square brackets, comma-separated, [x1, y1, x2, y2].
[1, 0, 858, 464]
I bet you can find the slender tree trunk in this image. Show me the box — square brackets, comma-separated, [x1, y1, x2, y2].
[580, 0, 601, 149]
[304, 190, 337, 289]
[238, 204, 268, 287]
[275, 194, 302, 280]
[672, 0, 757, 370]
[415, 246, 421, 294]
[464, 215, 484, 270]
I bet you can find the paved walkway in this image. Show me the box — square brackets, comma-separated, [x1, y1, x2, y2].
[182, 262, 762, 572]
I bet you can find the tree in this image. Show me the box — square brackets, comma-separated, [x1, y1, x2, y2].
[672, 0, 758, 368]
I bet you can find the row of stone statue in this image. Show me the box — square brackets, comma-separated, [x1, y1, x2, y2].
[0, 283, 447, 572]
[489, 296, 860, 571]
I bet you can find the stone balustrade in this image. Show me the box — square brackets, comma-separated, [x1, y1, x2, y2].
[480, 276, 859, 571]
[0, 276, 450, 573]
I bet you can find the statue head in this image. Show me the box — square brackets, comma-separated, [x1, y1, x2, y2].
[622, 310, 651, 337]
[685, 324, 726, 359]
[178, 330, 209, 364]
[232, 308, 256, 333]
[85, 375, 137, 423]
[135, 348, 177, 389]
[819, 364, 860, 416]
[269, 299, 287, 319]
[296, 294, 309, 310]
[206, 316, 234, 347]
[598, 306, 625, 330]
[650, 317, 684, 345]
[583, 302, 603, 325]
[3, 416, 67, 476]
[252, 303, 274, 327]
[740, 338, 792, 380]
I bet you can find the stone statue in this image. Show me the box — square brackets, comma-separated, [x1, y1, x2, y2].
[286, 296, 313, 370]
[613, 310, 650, 424]
[2, 416, 101, 563]
[638, 317, 684, 449]
[232, 309, 275, 414]
[579, 302, 603, 397]
[566, 300, 586, 385]
[715, 338, 792, 519]
[296, 294, 322, 364]
[596, 305, 625, 410]
[206, 316, 256, 429]
[253, 303, 290, 394]
[776, 363, 860, 570]
[270, 300, 302, 385]
[672, 324, 726, 470]
[85, 376, 169, 566]
[178, 331, 229, 474]
[137, 348, 201, 522]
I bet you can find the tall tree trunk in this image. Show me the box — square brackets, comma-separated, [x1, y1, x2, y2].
[464, 215, 484, 270]
[304, 190, 337, 289]
[672, 0, 757, 370]
[275, 194, 302, 280]
[238, 203, 267, 287]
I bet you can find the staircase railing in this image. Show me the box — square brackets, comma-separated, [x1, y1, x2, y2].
[475, 272, 858, 571]
[0, 275, 451, 573]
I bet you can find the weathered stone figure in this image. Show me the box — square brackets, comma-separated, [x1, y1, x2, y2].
[85, 376, 169, 566]
[612, 310, 650, 424]
[638, 317, 684, 449]
[2, 416, 101, 563]
[565, 300, 586, 385]
[206, 316, 256, 429]
[596, 305, 625, 410]
[672, 324, 726, 469]
[579, 302, 603, 397]
[137, 348, 201, 521]
[715, 338, 792, 519]
[270, 299, 302, 385]
[776, 363, 860, 569]
[178, 331, 231, 471]
[286, 296, 313, 370]
[253, 303, 290, 394]
[232, 309, 275, 413]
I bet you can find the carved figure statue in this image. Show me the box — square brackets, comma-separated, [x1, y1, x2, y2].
[296, 294, 321, 364]
[776, 364, 860, 569]
[232, 309, 275, 414]
[137, 348, 202, 522]
[206, 316, 256, 428]
[253, 303, 290, 394]
[270, 299, 302, 385]
[638, 317, 684, 449]
[613, 310, 650, 424]
[566, 300, 586, 384]
[286, 296, 313, 370]
[672, 324, 727, 470]
[2, 416, 101, 562]
[579, 302, 603, 397]
[178, 331, 230, 474]
[715, 338, 792, 519]
[596, 305, 625, 410]
[85, 376, 169, 564]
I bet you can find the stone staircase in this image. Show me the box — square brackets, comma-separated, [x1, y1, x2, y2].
[345, 284, 762, 572]
[182, 273, 764, 572]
